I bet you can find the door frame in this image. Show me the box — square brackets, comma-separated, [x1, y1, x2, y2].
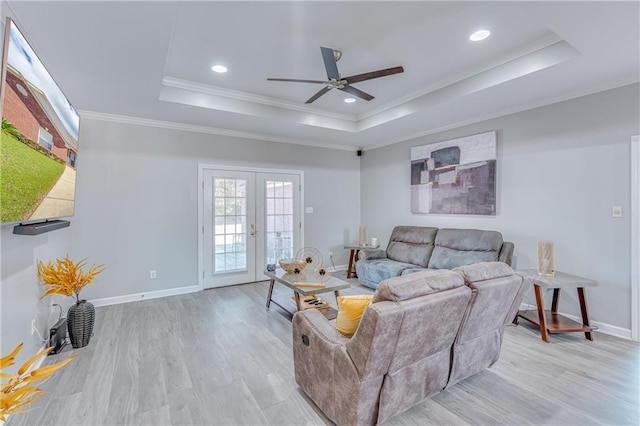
[631, 136, 639, 341]
[198, 164, 305, 291]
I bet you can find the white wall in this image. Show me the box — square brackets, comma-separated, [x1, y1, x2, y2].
[361, 83, 639, 333]
[69, 119, 361, 301]
[0, 226, 70, 370]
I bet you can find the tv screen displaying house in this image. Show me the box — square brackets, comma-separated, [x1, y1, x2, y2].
[0, 18, 79, 224]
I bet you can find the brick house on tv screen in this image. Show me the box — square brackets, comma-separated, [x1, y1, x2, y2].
[3, 65, 78, 168]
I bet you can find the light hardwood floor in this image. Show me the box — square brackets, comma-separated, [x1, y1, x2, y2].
[9, 273, 639, 425]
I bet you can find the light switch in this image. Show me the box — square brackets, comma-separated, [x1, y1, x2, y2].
[612, 206, 623, 218]
[305, 207, 314, 214]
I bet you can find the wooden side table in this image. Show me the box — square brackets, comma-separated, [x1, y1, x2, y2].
[343, 243, 379, 279]
[514, 269, 598, 342]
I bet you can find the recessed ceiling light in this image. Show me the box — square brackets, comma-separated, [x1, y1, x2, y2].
[469, 30, 491, 42]
[211, 65, 228, 73]
[344, 98, 356, 103]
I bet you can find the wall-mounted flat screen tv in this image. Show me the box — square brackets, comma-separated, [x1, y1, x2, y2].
[0, 17, 79, 225]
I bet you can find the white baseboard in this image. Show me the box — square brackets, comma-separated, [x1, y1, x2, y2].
[91, 285, 200, 308]
[328, 264, 348, 272]
[518, 303, 631, 340]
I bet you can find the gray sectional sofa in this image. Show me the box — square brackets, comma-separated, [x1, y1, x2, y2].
[355, 226, 514, 288]
[292, 262, 529, 425]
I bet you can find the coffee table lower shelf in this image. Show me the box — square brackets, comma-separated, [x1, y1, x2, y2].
[517, 309, 593, 334]
[268, 294, 338, 320]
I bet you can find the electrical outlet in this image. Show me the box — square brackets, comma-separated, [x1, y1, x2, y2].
[149, 270, 157, 279]
[31, 319, 37, 336]
[612, 206, 623, 218]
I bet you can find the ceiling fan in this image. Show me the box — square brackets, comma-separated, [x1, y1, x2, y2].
[267, 47, 404, 104]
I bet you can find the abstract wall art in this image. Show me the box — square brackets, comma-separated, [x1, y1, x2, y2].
[410, 131, 497, 215]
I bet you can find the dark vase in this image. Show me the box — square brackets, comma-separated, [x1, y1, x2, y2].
[67, 300, 95, 348]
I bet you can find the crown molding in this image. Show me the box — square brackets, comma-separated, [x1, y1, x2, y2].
[79, 77, 638, 154]
[357, 33, 564, 121]
[162, 76, 355, 122]
[160, 34, 575, 135]
[364, 77, 640, 151]
[78, 110, 358, 152]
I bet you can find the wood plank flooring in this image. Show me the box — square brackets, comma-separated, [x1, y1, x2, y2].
[8, 272, 639, 425]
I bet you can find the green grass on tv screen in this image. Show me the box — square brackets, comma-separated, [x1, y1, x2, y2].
[1, 132, 64, 223]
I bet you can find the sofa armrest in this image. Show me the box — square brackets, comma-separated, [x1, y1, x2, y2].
[499, 242, 514, 266]
[293, 309, 350, 348]
[292, 309, 353, 422]
[358, 248, 387, 261]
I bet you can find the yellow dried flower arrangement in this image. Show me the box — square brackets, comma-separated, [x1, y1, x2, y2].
[0, 343, 77, 421]
[37, 255, 105, 303]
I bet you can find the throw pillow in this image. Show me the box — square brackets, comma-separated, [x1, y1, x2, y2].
[336, 295, 373, 337]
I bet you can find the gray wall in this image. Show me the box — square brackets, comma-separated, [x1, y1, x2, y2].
[1, 119, 360, 364]
[360, 83, 639, 331]
[68, 119, 361, 301]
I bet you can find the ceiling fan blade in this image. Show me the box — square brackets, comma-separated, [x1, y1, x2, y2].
[339, 85, 374, 101]
[320, 47, 340, 81]
[344, 66, 404, 84]
[267, 78, 327, 84]
[305, 86, 332, 104]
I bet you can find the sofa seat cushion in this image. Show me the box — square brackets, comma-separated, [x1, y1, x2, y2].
[428, 228, 503, 269]
[373, 270, 465, 302]
[357, 259, 416, 289]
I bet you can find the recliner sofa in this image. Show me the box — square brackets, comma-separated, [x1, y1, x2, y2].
[356, 226, 514, 289]
[292, 262, 529, 425]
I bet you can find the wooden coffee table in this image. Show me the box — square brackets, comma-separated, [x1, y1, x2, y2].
[515, 269, 598, 342]
[264, 268, 350, 320]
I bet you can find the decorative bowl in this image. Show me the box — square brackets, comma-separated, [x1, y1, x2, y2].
[279, 259, 306, 274]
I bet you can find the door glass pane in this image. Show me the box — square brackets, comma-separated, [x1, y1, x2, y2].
[215, 216, 225, 234]
[265, 180, 296, 264]
[224, 179, 235, 197]
[213, 178, 248, 273]
[215, 199, 225, 216]
[275, 182, 283, 198]
[215, 180, 225, 197]
[284, 199, 292, 214]
[236, 198, 246, 215]
[215, 235, 225, 253]
[236, 180, 246, 197]
[283, 182, 293, 198]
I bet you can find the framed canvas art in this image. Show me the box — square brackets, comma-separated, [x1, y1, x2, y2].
[411, 131, 496, 215]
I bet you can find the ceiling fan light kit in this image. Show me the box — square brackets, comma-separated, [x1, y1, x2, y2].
[267, 46, 404, 104]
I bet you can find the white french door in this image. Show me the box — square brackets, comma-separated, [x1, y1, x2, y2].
[255, 173, 301, 275]
[201, 167, 302, 289]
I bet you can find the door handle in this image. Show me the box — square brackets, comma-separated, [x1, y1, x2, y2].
[250, 223, 257, 237]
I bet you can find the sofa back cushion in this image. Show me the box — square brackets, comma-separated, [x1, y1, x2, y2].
[372, 269, 464, 303]
[376, 277, 472, 423]
[428, 228, 503, 269]
[386, 226, 438, 267]
[447, 262, 524, 386]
